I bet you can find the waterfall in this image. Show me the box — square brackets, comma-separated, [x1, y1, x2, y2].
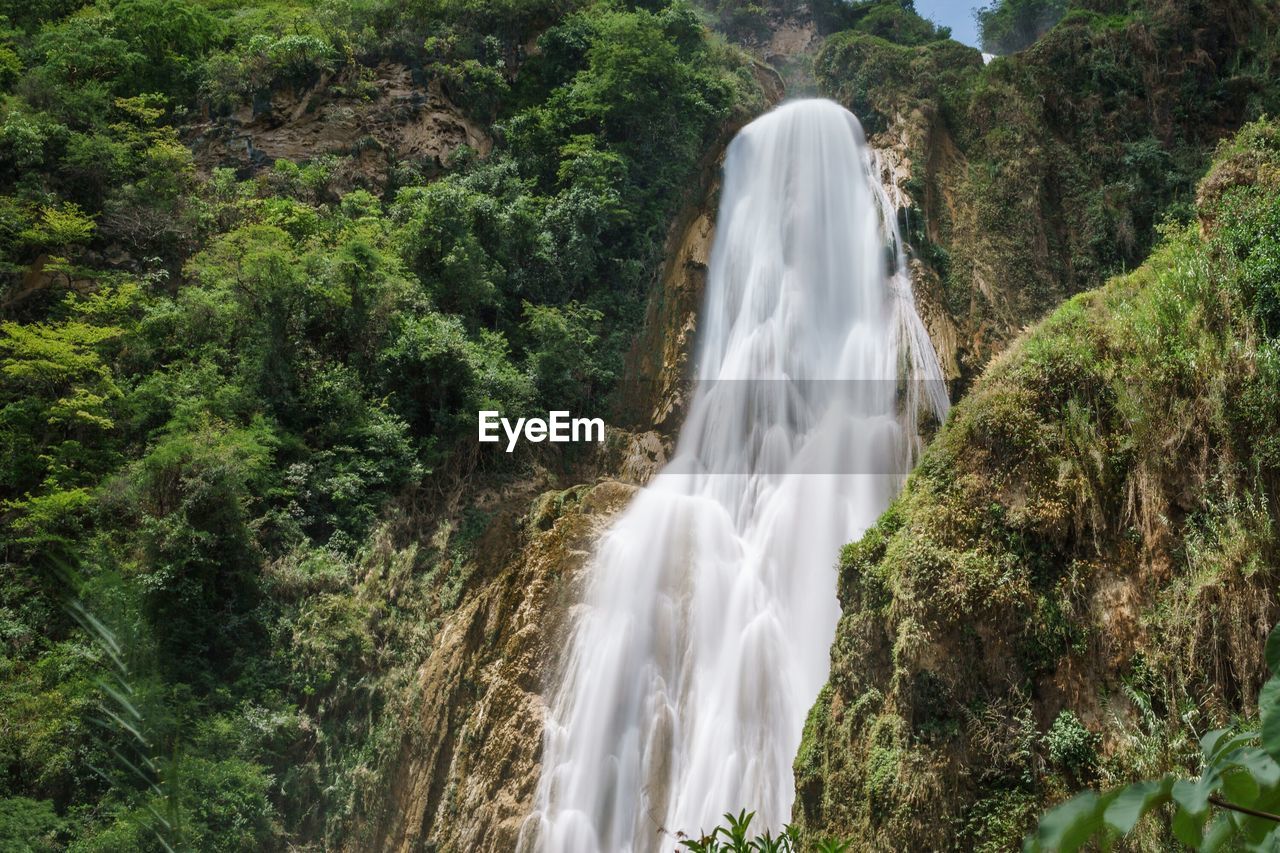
[521, 99, 949, 852]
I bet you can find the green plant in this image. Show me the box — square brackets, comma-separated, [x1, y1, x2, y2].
[0, 796, 65, 851]
[1044, 711, 1098, 784]
[976, 0, 1068, 55]
[678, 809, 851, 853]
[1026, 623, 1280, 851]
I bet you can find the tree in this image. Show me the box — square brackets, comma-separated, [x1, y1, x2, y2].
[975, 0, 1066, 55]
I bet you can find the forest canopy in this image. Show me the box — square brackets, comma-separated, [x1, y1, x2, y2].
[0, 0, 765, 847]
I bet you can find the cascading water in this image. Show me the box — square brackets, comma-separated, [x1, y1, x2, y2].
[521, 99, 949, 853]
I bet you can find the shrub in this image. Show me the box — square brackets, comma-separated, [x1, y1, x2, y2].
[1044, 711, 1098, 783]
[0, 797, 65, 851]
[976, 0, 1068, 55]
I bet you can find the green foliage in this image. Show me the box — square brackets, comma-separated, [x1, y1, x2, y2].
[170, 756, 281, 851]
[113, 0, 223, 98]
[958, 788, 1042, 853]
[1044, 711, 1098, 783]
[201, 32, 341, 110]
[976, 0, 1067, 55]
[0, 797, 64, 851]
[0, 0, 763, 846]
[523, 300, 611, 410]
[1027, 623, 1280, 852]
[810, 0, 951, 43]
[710, 1, 774, 43]
[814, 30, 980, 134]
[1216, 189, 1280, 337]
[18, 204, 95, 252]
[125, 418, 276, 681]
[855, 2, 951, 45]
[679, 809, 850, 853]
[0, 290, 128, 554]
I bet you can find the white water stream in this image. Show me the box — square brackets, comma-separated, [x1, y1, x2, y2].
[522, 99, 949, 852]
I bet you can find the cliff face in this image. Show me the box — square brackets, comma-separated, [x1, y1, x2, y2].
[818, 0, 1280, 389]
[786, 2, 1280, 849]
[792, 119, 1280, 851]
[187, 63, 490, 187]
[370, 478, 634, 851]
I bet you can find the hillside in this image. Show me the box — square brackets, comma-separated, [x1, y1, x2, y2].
[0, 1, 770, 847]
[815, 0, 1280, 389]
[795, 119, 1280, 850]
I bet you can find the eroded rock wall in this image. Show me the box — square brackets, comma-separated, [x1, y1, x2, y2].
[372, 479, 634, 852]
[187, 63, 490, 186]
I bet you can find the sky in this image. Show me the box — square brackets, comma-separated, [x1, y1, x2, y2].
[913, 0, 982, 49]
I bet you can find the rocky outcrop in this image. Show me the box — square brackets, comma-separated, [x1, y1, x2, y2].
[791, 119, 1280, 852]
[817, 1, 1278, 389]
[868, 136, 962, 385]
[187, 63, 489, 185]
[371, 479, 634, 852]
[620, 190, 716, 442]
[858, 94, 1031, 391]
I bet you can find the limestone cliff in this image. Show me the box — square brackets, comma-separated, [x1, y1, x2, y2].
[767, 3, 1280, 849]
[371, 478, 635, 851]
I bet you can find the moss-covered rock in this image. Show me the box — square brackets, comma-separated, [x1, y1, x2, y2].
[794, 119, 1280, 851]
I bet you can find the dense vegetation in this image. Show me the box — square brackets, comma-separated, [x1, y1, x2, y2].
[816, 0, 1280, 383]
[0, 0, 766, 847]
[976, 0, 1067, 54]
[794, 117, 1280, 851]
[1027, 623, 1280, 851]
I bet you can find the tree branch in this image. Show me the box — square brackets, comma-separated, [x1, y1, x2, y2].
[1209, 794, 1280, 823]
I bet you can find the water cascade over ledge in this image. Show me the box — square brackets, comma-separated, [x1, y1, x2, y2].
[522, 99, 949, 852]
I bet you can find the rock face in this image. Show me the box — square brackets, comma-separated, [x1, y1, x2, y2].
[868, 139, 962, 385]
[620, 187, 717, 442]
[857, 98, 1040, 390]
[187, 63, 490, 185]
[816, 1, 1277, 390]
[371, 479, 635, 852]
